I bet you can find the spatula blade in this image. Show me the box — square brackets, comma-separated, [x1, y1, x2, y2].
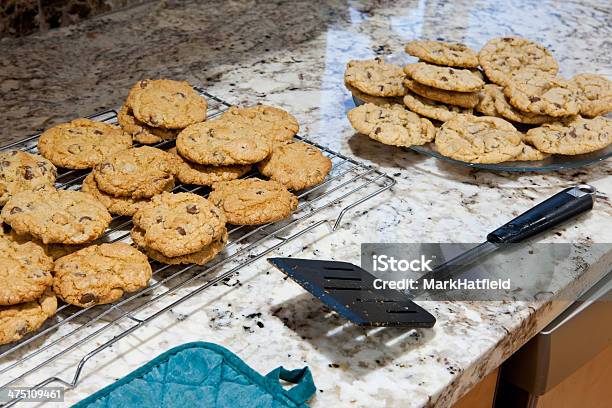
[268, 258, 436, 327]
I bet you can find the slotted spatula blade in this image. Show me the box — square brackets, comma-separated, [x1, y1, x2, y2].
[267, 258, 436, 327]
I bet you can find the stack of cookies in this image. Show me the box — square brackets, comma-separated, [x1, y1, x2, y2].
[117, 79, 207, 145]
[0, 186, 153, 344]
[169, 104, 332, 227]
[0, 228, 56, 346]
[82, 146, 178, 217]
[130, 192, 228, 265]
[345, 37, 612, 164]
[1, 78, 337, 345]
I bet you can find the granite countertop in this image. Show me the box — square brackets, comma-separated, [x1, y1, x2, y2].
[1, 0, 611, 406]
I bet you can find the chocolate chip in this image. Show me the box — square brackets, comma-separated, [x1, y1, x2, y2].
[176, 227, 186, 236]
[441, 76, 448, 81]
[176, 92, 186, 98]
[530, 96, 541, 102]
[502, 37, 513, 42]
[374, 127, 381, 135]
[186, 204, 199, 214]
[79, 293, 97, 304]
[79, 216, 92, 222]
[22, 166, 34, 180]
[139, 80, 149, 88]
[10, 207, 22, 214]
[255, 190, 264, 195]
[156, 216, 163, 223]
[379, 85, 384, 91]
[366, 72, 372, 79]
[93, 130, 103, 135]
[569, 129, 577, 138]
[448, 69, 455, 74]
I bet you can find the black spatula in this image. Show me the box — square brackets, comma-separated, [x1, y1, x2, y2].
[268, 185, 596, 328]
[267, 257, 437, 327]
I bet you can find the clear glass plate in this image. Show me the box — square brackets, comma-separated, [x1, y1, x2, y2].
[409, 142, 612, 172]
[351, 94, 612, 173]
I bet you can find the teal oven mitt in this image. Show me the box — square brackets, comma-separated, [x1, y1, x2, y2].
[73, 342, 316, 408]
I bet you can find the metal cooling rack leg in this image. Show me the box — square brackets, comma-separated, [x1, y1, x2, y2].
[332, 174, 396, 230]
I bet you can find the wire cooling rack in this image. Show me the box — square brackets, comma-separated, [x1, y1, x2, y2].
[0, 89, 395, 406]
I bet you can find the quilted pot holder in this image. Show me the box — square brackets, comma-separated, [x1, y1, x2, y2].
[73, 342, 316, 408]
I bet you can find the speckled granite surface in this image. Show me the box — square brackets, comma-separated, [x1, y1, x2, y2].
[0, 0, 611, 407]
[0, 0, 149, 38]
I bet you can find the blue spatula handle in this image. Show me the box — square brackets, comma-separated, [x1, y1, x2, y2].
[486, 185, 596, 244]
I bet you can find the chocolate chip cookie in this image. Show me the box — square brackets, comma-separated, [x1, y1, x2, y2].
[131, 225, 227, 266]
[117, 105, 178, 145]
[0, 230, 53, 305]
[0, 151, 57, 206]
[176, 120, 271, 165]
[403, 93, 472, 122]
[405, 40, 479, 68]
[0, 288, 57, 346]
[208, 178, 298, 225]
[169, 148, 251, 186]
[525, 116, 611, 155]
[218, 105, 299, 142]
[132, 192, 226, 258]
[126, 79, 207, 129]
[81, 173, 159, 217]
[404, 62, 484, 92]
[571, 73, 612, 117]
[435, 115, 523, 163]
[504, 68, 580, 117]
[93, 146, 177, 199]
[1, 189, 112, 244]
[347, 103, 435, 147]
[258, 141, 332, 191]
[53, 243, 152, 308]
[404, 78, 479, 108]
[478, 37, 559, 86]
[344, 58, 406, 97]
[488, 83, 555, 124]
[38, 118, 132, 169]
